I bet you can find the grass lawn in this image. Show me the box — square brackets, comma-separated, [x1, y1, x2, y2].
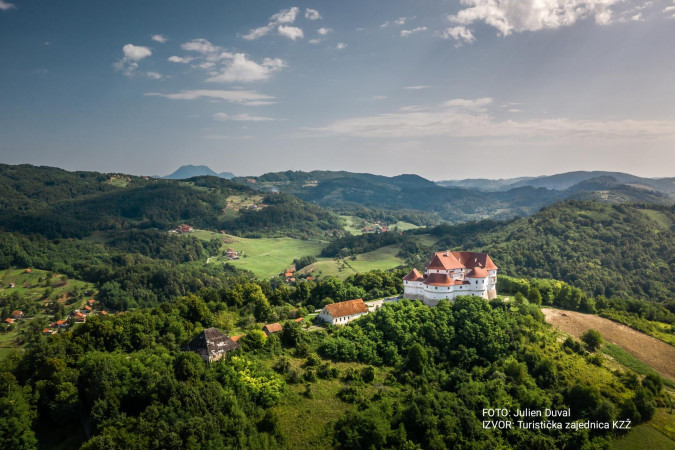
[202, 234, 327, 279]
[611, 409, 675, 449]
[301, 244, 406, 280]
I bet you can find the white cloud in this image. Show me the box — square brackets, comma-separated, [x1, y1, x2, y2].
[317, 27, 332, 35]
[151, 34, 168, 43]
[123, 44, 152, 61]
[271, 7, 300, 23]
[278, 25, 304, 40]
[168, 55, 194, 63]
[400, 26, 427, 37]
[305, 8, 321, 20]
[114, 44, 152, 76]
[206, 53, 286, 83]
[442, 97, 493, 109]
[441, 26, 475, 44]
[447, 0, 620, 41]
[665, 5, 675, 18]
[213, 112, 276, 121]
[181, 38, 219, 54]
[508, 108, 523, 113]
[171, 39, 286, 83]
[381, 17, 408, 28]
[309, 39, 321, 44]
[404, 85, 431, 90]
[336, 42, 347, 50]
[304, 98, 675, 142]
[0, 1, 15, 11]
[242, 25, 274, 40]
[146, 71, 164, 79]
[144, 89, 275, 105]
[243, 7, 308, 40]
[630, 13, 643, 21]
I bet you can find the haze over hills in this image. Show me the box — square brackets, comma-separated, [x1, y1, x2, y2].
[164, 165, 235, 180]
[231, 169, 674, 223]
[439, 170, 675, 195]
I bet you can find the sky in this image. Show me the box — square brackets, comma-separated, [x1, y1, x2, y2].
[1, 0, 674, 180]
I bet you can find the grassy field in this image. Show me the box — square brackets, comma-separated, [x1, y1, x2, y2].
[611, 408, 675, 449]
[339, 215, 421, 236]
[270, 356, 392, 449]
[603, 344, 675, 389]
[300, 244, 406, 280]
[198, 233, 327, 279]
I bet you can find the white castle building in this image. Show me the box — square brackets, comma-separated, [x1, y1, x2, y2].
[403, 250, 498, 306]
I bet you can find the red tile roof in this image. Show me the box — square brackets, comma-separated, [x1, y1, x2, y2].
[323, 299, 368, 319]
[84, 306, 92, 311]
[56, 320, 67, 325]
[263, 323, 283, 334]
[426, 252, 464, 270]
[294, 317, 304, 322]
[424, 273, 454, 286]
[4, 318, 14, 324]
[403, 268, 424, 281]
[231, 334, 244, 342]
[467, 267, 489, 278]
[452, 252, 498, 270]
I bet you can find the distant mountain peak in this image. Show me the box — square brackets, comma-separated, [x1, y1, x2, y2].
[164, 165, 234, 180]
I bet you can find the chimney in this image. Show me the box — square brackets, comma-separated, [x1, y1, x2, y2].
[445, 250, 450, 257]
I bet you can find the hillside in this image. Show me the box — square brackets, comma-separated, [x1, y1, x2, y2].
[430, 201, 674, 301]
[235, 170, 673, 223]
[440, 171, 675, 196]
[0, 165, 340, 239]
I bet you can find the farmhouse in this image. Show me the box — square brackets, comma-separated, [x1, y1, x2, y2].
[11, 310, 24, 319]
[183, 327, 240, 362]
[319, 299, 369, 325]
[263, 323, 283, 336]
[403, 250, 498, 306]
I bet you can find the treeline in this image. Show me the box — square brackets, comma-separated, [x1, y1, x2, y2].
[321, 232, 407, 257]
[227, 193, 342, 238]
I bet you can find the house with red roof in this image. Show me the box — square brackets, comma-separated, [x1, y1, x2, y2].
[402, 250, 498, 306]
[318, 299, 369, 325]
[11, 310, 24, 319]
[262, 323, 283, 336]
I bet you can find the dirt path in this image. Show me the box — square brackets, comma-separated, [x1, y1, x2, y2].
[541, 308, 675, 381]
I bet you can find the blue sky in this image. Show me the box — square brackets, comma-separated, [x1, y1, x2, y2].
[1, 0, 674, 179]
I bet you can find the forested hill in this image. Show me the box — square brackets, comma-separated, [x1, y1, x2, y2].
[0, 165, 341, 239]
[234, 170, 673, 223]
[430, 201, 674, 301]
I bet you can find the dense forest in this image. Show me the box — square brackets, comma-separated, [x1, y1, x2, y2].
[1, 292, 668, 449]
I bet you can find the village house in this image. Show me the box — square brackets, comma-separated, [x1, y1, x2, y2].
[318, 298, 369, 325]
[176, 224, 194, 233]
[183, 327, 240, 363]
[262, 323, 283, 336]
[11, 310, 24, 319]
[42, 328, 55, 336]
[84, 306, 92, 314]
[73, 311, 86, 323]
[402, 250, 498, 306]
[54, 319, 68, 329]
[4, 318, 15, 325]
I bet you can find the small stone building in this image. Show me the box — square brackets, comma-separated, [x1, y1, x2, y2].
[183, 327, 240, 362]
[318, 299, 369, 325]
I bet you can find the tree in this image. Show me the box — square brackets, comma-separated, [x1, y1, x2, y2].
[527, 287, 542, 305]
[406, 343, 428, 374]
[581, 329, 603, 351]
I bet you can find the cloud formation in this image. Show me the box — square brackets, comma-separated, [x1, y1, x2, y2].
[445, 0, 620, 43]
[305, 8, 321, 20]
[404, 85, 431, 90]
[278, 25, 304, 40]
[144, 89, 275, 105]
[336, 42, 347, 50]
[305, 98, 675, 142]
[213, 112, 276, 121]
[242, 6, 313, 41]
[172, 39, 286, 83]
[151, 34, 168, 43]
[114, 44, 152, 76]
[400, 26, 427, 37]
[317, 27, 332, 35]
[0, 1, 15, 10]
